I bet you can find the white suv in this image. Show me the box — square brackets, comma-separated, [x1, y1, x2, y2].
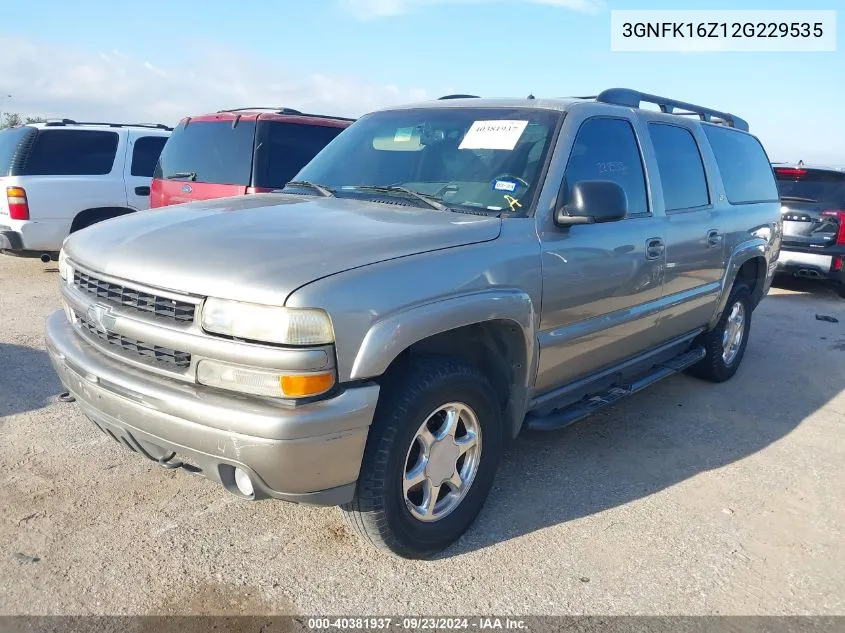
[0, 120, 171, 261]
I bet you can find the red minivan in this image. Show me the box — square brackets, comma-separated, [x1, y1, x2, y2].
[150, 108, 354, 208]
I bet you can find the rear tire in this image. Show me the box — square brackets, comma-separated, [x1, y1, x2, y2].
[341, 355, 503, 559]
[687, 283, 752, 383]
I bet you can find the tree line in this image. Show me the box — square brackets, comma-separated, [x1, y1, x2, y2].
[1, 113, 46, 129]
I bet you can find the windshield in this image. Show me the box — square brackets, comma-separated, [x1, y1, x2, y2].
[293, 107, 562, 215]
[775, 168, 845, 206]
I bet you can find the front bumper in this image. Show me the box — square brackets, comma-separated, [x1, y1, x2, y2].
[45, 310, 379, 505]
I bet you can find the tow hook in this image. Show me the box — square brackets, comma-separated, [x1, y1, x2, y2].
[158, 452, 183, 470]
[58, 392, 76, 403]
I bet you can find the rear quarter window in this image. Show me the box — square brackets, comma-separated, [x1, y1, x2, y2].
[22, 130, 119, 176]
[252, 121, 346, 188]
[702, 125, 778, 204]
[0, 126, 35, 176]
[131, 136, 168, 177]
[154, 120, 256, 185]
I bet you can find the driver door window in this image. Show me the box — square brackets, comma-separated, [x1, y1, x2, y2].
[561, 118, 649, 217]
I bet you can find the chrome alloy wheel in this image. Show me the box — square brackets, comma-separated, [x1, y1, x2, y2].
[721, 300, 746, 366]
[402, 402, 482, 523]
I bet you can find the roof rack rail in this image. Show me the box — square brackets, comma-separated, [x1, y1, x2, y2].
[129, 122, 174, 130]
[42, 119, 173, 131]
[595, 88, 749, 131]
[438, 94, 480, 100]
[217, 107, 304, 114]
[214, 107, 356, 122]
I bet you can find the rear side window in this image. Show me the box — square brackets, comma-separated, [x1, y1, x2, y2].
[775, 168, 845, 207]
[0, 126, 35, 176]
[562, 117, 649, 217]
[648, 123, 709, 211]
[253, 122, 346, 188]
[23, 130, 119, 176]
[154, 120, 256, 185]
[131, 136, 168, 177]
[703, 126, 778, 204]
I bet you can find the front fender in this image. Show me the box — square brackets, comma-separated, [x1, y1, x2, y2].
[350, 289, 536, 379]
[350, 289, 538, 437]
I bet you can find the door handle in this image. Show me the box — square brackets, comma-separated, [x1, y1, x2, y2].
[645, 237, 665, 260]
[135, 186, 151, 196]
[707, 230, 723, 246]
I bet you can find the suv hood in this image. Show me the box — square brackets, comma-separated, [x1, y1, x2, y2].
[64, 194, 502, 305]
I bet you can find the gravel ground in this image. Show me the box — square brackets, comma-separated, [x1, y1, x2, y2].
[0, 254, 843, 616]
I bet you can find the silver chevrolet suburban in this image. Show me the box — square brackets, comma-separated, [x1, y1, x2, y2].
[46, 89, 782, 559]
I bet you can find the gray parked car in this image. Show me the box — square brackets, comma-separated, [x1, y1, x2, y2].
[46, 89, 782, 558]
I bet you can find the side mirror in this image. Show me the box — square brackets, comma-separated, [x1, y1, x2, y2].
[555, 180, 628, 226]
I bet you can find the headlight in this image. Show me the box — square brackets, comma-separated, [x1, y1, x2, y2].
[58, 249, 73, 283]
[200, 298, 334, 346]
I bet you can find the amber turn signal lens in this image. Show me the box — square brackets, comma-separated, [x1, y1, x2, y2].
[280, 372, 335, 398]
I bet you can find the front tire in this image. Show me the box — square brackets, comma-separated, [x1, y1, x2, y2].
[341, 356, 503, 559]
[687, 283, 752, 382]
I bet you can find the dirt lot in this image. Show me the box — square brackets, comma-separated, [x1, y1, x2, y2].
[0, 254, 843, 616]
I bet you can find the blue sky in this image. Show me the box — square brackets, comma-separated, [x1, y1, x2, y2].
[1, 0, 842, 163]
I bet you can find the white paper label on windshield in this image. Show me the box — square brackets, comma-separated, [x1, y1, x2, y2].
[458, 120, 529, 151]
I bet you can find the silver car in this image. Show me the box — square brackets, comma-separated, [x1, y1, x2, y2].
[46, 89, 782, 558]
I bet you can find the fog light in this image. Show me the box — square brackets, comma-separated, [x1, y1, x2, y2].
[234, 468, 254, 497]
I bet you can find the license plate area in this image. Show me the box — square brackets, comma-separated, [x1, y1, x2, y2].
[777, 251, 832, 272]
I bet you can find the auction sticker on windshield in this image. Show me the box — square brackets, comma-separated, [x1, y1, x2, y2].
[459, 120, 529, 150]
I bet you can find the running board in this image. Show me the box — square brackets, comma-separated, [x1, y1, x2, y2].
[524, 346, 706, 432]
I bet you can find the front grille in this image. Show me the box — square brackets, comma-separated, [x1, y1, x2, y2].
[73, 271, 195, 324]
[76, 312, 191, 369]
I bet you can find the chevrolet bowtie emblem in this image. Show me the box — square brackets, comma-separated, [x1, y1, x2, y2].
[87, 303, 116, 332]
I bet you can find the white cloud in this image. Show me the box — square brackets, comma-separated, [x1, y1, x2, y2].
[0, 37, 431, 125]
[337, 0, 604, 19]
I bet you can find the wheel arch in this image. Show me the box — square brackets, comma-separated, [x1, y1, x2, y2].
[708, 239, 769, 330]
[69, 207, 136, 233]
[349, 290, 537, 439]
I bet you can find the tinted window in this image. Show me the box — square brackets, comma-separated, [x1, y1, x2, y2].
[131, 136, 168, 177]
[253, 122, 345, 188]
[648, 124, 709, 211]
[561, 118, 648, 216]
[703, 126, 778, 204]
[296, 108, 561, 216]
[23, 130, 118, 176]
[775, 168, 845, 207]
[0, 126, 34, 176]
[154, 120, 256, 185]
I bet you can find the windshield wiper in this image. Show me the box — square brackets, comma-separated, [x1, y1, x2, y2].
[167, 171, 197, 181]
[353, 185, 447, 211]
[780, 195, 818, 203]
[283, 180, 336, 197]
